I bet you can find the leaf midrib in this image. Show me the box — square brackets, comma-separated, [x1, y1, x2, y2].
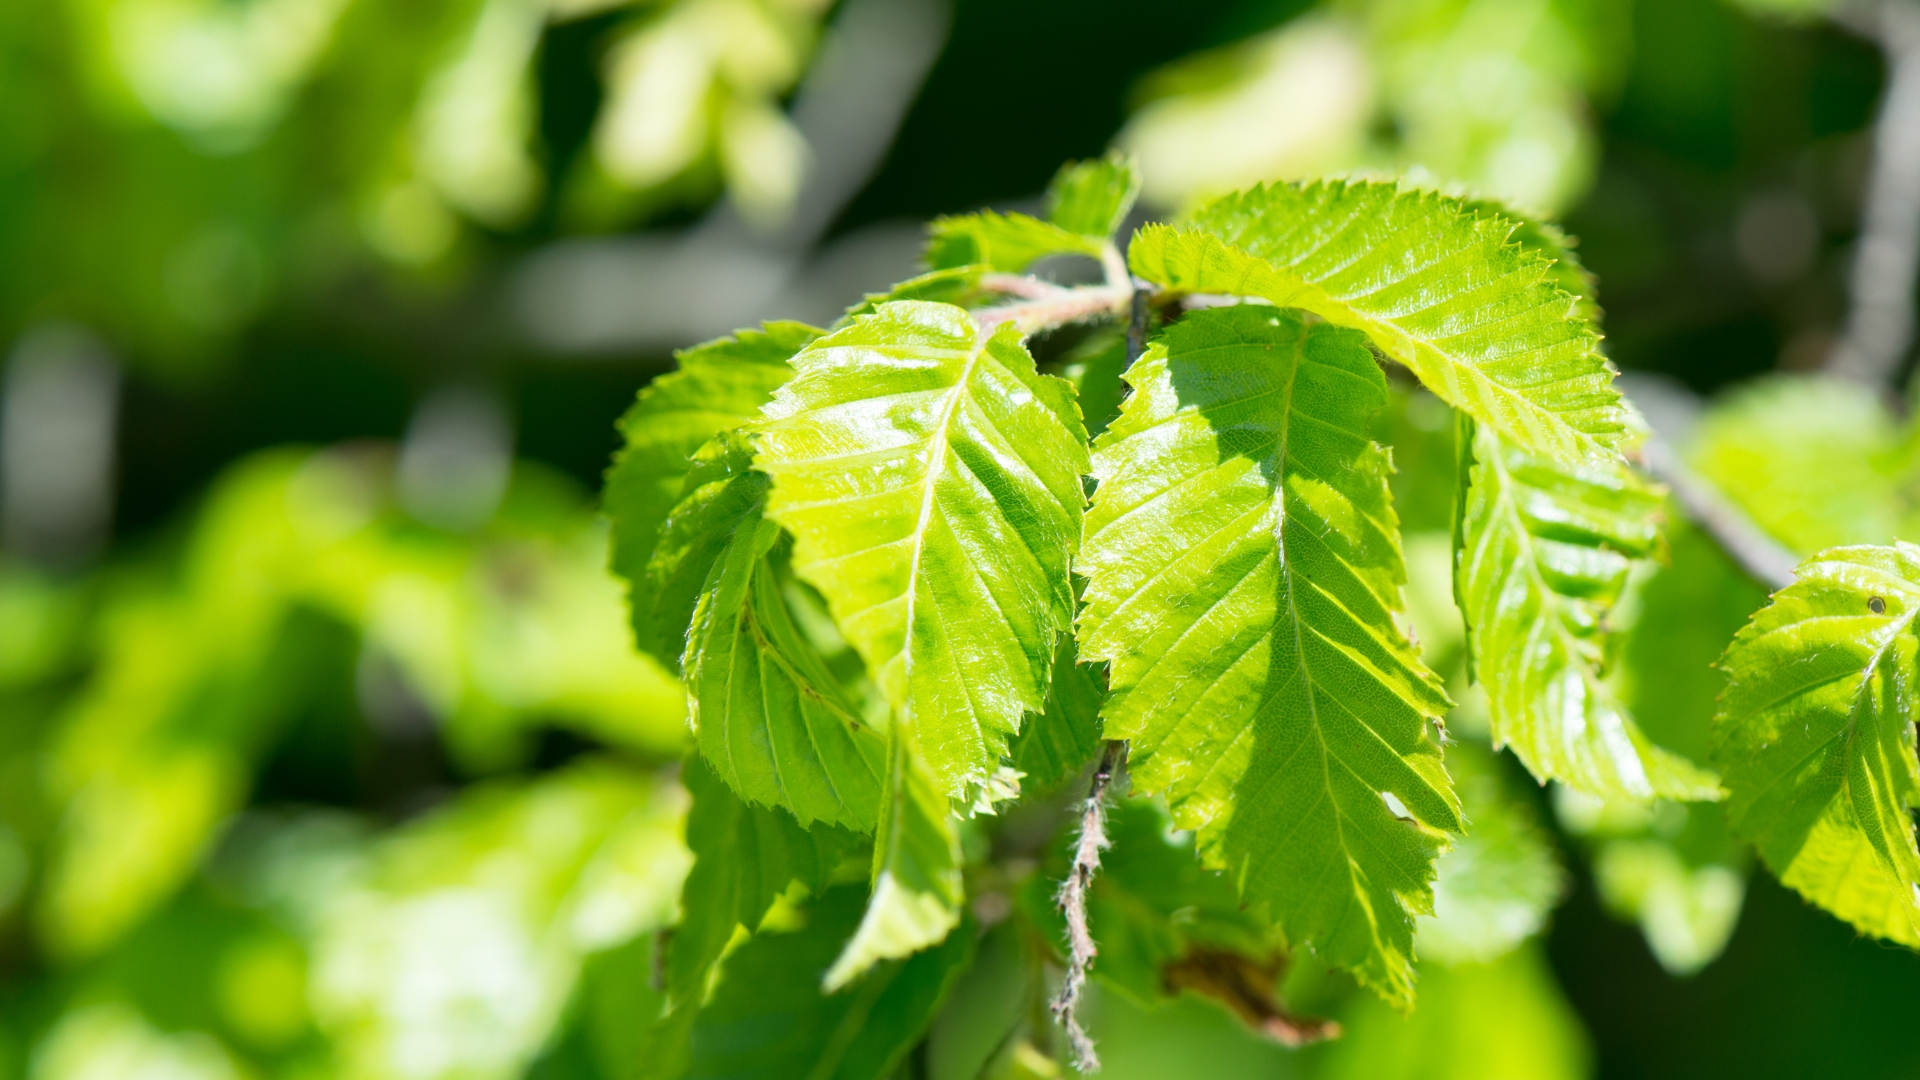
[898, 330, 989, 727]
[1259, 321, 1374, 928]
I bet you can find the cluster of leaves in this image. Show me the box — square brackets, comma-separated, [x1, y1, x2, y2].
[595, 152, 1682, 1075]
[606, 144, 1920, 1076]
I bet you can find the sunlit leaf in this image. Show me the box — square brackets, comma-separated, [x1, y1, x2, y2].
[1456, 419, 1720, 800]
[1129, 179, 1623, 467]
[1715, 542, 1920, 946]
[1045, 153, 1142, 240]
[680, 448, 887, 831]
[1077, 305, 1458, 1005]
[755, 301, 1089, 799]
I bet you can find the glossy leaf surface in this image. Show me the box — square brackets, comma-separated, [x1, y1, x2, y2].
[1077, 305, 1458, 1005]
[1128, 180, 1623, 467]
[1714, 543, 1920, 946]
[755, 301, 1089, 799]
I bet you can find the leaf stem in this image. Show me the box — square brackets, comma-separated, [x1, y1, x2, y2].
[974, 284, 1132, 336]
[1052, 739, 1124, 1073]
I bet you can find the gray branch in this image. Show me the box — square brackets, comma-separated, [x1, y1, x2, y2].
[1827, 0, 1920, 388]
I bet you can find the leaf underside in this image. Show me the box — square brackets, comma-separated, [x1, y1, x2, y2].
[1457, 420, 1721, 801]
[1077, 305, 1459, 1006]
[1714, 543, 1920, 946]
[1128, 179, 1623, 468]
[754, 301, 1090, 801]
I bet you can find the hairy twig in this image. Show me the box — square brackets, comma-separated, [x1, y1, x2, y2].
[1639, 437, 1798, 592]
[1828, 0, 1920, 388]
[1051, 740, 1124, 1073]
[974, 284, 1133, 335]
[979, 273, 1066, 300]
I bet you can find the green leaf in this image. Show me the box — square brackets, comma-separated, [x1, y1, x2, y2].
[925, 212, 1110, 273]
[1127, 180, 1624, 467]
[668, 759, 861, 1006]
[1045, 154, 1141, 239]
[1009, 636, 1105, 796]
[688, 885, 974, 1080]
[678, 445, 887, 832]
[1456, 419, 1721, 801]
[755, 301, 1090, 799]
[1417, 743, 1565, 966]
[840, 267, 1000, 325]
[824, 724, 965, 991]
[921, 156, 1138, 275]
[1713, 542, 1920, 947]
[607, 322, 819, 662]
[643, 433, 766, 666]
[1076, 305, 1459, 1006]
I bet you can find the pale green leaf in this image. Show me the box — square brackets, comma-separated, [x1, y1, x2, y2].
[1077, 305, 1458, 1006]
[926, 211, 1109, 273]
[1713, 542, 1920, 947]
[1128, 179, 1624, 467]
[688, 885, 974, 1080]
[755, 301, 1089, 799]
[1457, 419, 1721, 801]
[678, 443, 887, 832]
[1045, 154, 1141, 239]
[607, 322, 818, 661]
[1417, 742, 1565, 965]
[841, 267, 997, 325]
[668, 759, 860, 1006]
[824, 724, 965, 991]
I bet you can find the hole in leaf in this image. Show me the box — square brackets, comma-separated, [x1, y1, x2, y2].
[1871, 596, 1887, 614]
